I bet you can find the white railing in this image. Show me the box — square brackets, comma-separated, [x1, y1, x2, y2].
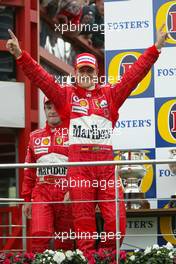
[0, 158, 176, 263]
[0, 159, 175, 169]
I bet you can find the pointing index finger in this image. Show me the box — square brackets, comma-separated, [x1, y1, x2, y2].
[8, 29, 17, 40]
[159, 23, 165, 32]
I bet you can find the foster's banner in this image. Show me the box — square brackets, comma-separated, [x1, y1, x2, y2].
[105, 0, 176, 248]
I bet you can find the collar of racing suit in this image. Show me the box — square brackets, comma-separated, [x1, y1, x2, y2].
[45, 121, 62, 134]
[45, 120, 69, 139]
[75, 83, 102, 98]
[45, 121, 68, 134]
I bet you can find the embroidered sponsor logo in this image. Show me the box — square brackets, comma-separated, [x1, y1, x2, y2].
[92, 146, 101, 151]
[79, 99, 88, 108]
[81, 146, 89, 151]
[77, 56, 96, 64]
[93, 99, 100, 109]
[72, 106, 88, 115]
[63, 141, 69, 146]
[73, 95, 79, 102]
[34, 148, 49, 154]
[100, 100, 108, 108]
[37, 166, 67, 177]
[41, 137, 51, 146]
[72, 124, 111, 139]
[34, 138, 41, 146]
[72, 94, 89, 108]
[56, 137, 63, 145]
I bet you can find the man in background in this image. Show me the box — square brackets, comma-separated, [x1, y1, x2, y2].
[22, 97, 73, 252]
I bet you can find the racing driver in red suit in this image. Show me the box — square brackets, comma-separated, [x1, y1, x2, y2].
[7, 24, 167, 253]
[22, 97, 73, 253]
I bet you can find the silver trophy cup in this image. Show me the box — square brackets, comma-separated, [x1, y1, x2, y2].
[118, 150, 150, 209]
[168, 149, 176, 207]
[169, 149, 176, 175]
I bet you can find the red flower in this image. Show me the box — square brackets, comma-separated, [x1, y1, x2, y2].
[120, 250, 127, 260]
[84, 250, 96, 263]
[6, 252, 13, 258]
[24, 252, 35, 260]
[88, 258, 96, 264]
[14, 257, 21, 262]
[3, 260, 11, 264]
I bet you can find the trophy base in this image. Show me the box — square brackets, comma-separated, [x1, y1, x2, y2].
[125, 192, 150, 210]
[168, 195, 176, 208]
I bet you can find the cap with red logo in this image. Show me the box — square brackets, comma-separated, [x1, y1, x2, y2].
[75, 53, 98, 69]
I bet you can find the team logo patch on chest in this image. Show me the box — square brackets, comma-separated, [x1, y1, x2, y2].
[92, 97, 109, 117]
[92, 96, 108, 109]
[55, 136, 63, 145]
[93, 99, 100, 109]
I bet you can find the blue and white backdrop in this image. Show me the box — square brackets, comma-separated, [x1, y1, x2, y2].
[104, 0, 176, 249]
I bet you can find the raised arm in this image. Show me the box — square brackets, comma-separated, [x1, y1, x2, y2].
[110, 24, 168, 109]
[6, 29, 68, 114]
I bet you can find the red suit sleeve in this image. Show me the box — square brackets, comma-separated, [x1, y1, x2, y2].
[109, 45, 160, 109]
[16, 51, 69, 118]
[21, 136, 36, 202]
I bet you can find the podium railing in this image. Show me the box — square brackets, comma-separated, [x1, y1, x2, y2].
[0, 158, 176, 263]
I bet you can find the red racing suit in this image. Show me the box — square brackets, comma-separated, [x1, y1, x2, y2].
[22, 121, 73, 252]
[18, 45, 160, 252]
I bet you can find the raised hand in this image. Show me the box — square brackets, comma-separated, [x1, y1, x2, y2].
[64, 191, 70, 202]
[155, 23, 168, 50]
[6, 29, 22, 58]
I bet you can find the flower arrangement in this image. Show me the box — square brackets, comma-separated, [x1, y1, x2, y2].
[84, 249, 127, 264]
[0, 252, 35, 263]
[125, 242, 176, 264]
[1, 243, 176, 264]
[0, 250, 87, 264]
[33, 249, 87, 264]
[0, 249, 126, 264]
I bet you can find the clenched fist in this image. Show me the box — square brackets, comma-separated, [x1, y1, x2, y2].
[6, 29, 22, 58]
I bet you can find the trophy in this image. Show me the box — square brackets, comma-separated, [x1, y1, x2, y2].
[118, 150, 150, 210]
[168, 149, 176, 208]
[168, 149, 176, 175]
